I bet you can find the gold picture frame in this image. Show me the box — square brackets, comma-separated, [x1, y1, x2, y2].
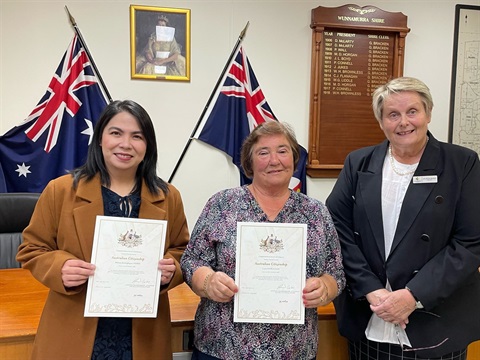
[130, 5, 191, 81]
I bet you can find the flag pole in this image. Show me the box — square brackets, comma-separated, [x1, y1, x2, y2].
[168, 22, 249, 183]
[64, 6, 113, 103]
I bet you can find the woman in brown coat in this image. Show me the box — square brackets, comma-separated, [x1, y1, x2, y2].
[17, 100, 190, 359]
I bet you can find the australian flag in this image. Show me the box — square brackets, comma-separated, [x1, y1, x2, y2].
[195, 46, 307, 193]
[0, 36, 108, 193]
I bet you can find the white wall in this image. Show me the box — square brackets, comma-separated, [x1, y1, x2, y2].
[1, 0, 479, 230]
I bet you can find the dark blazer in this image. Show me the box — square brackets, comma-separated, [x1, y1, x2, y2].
[326, 133, 480, 357]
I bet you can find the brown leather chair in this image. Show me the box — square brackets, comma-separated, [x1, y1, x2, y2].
[0, 192, 40, 268]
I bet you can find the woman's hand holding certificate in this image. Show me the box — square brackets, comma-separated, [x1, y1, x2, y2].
[84, 216, 167, 318]
[234, 222, 307, 325]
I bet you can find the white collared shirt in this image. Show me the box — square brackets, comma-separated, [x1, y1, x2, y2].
[365, 155, 418, 346]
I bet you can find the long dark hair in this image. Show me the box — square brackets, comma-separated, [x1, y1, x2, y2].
[72, 100, 168, 195]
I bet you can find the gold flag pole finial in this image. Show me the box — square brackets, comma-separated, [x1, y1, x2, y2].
[64, 6, 76, 26]
[239, 21, 249, 41]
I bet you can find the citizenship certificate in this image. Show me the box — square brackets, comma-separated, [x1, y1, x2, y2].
[84, 216, 167, 318]
[234, 222, 307, 324]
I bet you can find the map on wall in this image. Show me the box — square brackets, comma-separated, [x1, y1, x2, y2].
[449, 5, 480, 155]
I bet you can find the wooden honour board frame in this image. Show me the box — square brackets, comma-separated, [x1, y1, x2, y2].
[307, 4, 410, 178]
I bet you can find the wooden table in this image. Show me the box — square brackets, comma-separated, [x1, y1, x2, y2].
[169, 276, 349, 359]
[1, 269, 478, 359]
[0, 268, 48, 359]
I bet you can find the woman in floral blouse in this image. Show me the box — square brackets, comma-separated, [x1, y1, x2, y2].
[181, 121, 345, 359]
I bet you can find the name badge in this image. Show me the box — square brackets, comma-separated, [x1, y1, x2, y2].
[413, 175, 438, 184]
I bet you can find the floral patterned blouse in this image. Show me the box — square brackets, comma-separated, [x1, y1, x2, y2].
[181, 186, 345, 359]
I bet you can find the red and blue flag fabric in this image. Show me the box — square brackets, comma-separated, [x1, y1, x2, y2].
[0, 36, 108, 193]
[195, 46, 307, 193]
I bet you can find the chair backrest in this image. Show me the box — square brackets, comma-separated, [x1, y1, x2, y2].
[0, 192, 40, 269]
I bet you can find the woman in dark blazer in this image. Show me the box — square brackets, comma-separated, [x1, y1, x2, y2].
[326, 77, 480, 359]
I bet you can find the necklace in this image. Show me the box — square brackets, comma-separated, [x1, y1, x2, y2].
[388, 136, 429, 176]
[388, 146, 416, 176]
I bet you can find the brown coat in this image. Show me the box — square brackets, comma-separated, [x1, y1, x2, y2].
[16, 174, 190, 359]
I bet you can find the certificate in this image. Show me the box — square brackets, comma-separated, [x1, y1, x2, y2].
[84, 216, 167, 318]
[234, 222, 307, 324]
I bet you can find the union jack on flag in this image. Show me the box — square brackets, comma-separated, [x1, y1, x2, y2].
[195, 46, 307, 193]
[0, 36, 108, 193]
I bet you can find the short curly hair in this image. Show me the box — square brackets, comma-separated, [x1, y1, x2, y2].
[240, 121, 300, 179]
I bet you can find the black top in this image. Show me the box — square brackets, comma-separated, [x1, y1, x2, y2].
[91, 187, 141, 360]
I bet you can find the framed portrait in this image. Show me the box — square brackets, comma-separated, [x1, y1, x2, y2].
[448, 4, 480, 154]
[130, 5, 191, 81]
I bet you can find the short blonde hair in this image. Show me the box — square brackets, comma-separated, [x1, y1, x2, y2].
[372, 77, 434, 122]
